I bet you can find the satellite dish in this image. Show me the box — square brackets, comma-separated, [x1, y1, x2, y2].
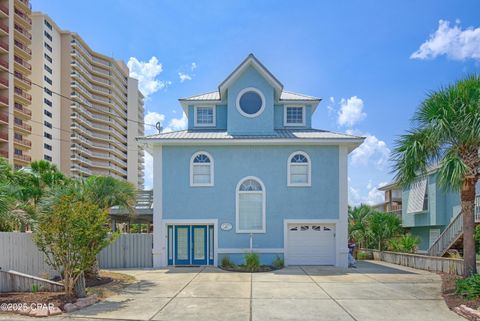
[156, 121, 163, 133]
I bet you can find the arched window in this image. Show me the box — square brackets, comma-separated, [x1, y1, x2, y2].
[288, 151, 311, 186]
[190, 152, 214, 186]
[236, 177, 266, 233]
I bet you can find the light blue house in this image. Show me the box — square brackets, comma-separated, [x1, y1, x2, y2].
[138, 54, 364, 267]
[401, 168, 480, 255]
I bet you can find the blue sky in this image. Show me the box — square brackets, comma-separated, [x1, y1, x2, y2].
[33, 0, 480, 204]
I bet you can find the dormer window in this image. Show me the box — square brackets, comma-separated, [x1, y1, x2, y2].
[194, 106, 215, 127]
[285, 106, 305, 126]
[236, 87, 265, 118]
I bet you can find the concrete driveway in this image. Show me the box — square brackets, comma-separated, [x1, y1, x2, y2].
[64, 260, 462, 321]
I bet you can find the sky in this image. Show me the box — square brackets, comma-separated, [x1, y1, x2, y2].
[33, 0, 480, 205]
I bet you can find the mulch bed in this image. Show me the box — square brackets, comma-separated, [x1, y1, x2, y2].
[220, 265, 282, 272]
[0, 292, 75, 310]
[441, 273, 480, 311]
[85, 276, 113, 287]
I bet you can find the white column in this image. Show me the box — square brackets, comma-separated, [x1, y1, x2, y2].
[152, 145, 166, 267]
[336, 146, 349, 267]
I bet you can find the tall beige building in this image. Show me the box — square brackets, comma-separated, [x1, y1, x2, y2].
[31, 13, 145, 188]
[0, 0, 32, 169]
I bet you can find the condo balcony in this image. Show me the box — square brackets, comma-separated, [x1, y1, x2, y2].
[14, 39, 31, 59]
[14, 137, 31, 148]
[15, 0, 31, 13]
[14, 8, 31, 28]
[0, 112, 7, 124]
[0, 95, 8, 106]
[0, 131, 7, 141]
[0, 77, 8, 89]
[13, 119, 31, 133]
[14, 153, 31, 163]
[0, 4, 8, 18]
[14, 86, 32, 104]
[14, 71, 31, 90]
[14, 103, 31, 118]
[0, 58, 8, 70]
[14, 55, 31, 74]
[0, 22, 8, 35]
[0, 40, 8, 53]
[0, 150, 7, 158]
[14, 24, 31, 43]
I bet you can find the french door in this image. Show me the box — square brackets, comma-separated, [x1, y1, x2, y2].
[168, 225, 213, 266]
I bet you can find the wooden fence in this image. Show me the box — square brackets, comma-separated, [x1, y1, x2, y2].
[0, 232, 153, 278]
[0, 270, 64, 292]
[364, 249, 475, 275]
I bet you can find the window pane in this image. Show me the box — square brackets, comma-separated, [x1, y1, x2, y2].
[286, 107, 303, 124]
[291, 174, 308, 184]
[196, 107, 214, 125]
[239, 179, 262, 191]
[291, 164, 308, 175]
[193, 174, 211, 184]
[239, 193, 263, 230]
[193, 164, 211, 184]
[194, 228, 205, 260]
[176, 228, 189, 260]
[193, 164, 211, 175]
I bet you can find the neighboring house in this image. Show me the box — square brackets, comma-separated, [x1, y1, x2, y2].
[372, 182, 402, 217]
[138, 54, 364, 267]
[401, 168, 480, 255]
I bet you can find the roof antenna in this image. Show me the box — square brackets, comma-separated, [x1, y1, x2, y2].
[156, 121, 163, 133]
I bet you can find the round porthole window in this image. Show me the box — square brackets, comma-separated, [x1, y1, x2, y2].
[236, 88, 265, 118]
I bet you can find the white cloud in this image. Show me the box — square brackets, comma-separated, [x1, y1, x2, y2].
[178, 72, 192, 83]
[128, 56, 170, 97]
[349, 132, 390, 169]
[411, 19, 480, 61]
[337, 96, 366, 127]
[349, 181, 388, 206]
[144, 111, 165, 135]
[163, 113, 188, 133]
[191, 62, 197, 71]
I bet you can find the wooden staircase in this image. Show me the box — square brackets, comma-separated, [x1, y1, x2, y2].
[428, 196, 480, 257]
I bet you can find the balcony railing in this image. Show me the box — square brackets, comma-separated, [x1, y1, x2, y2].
[14, 56, 31, 70]
[14, 8, 32, 25]
[14, 71, 31, 86]
[0, 113, 8, 123]
[14, 24, 31, 40]
[0, 59, 8, 69]
[0, 41, 8, 51]
[0, 22, 8, 33]
[0, 4, 8, 16]
[0, 95, 8, 105]
[14, 103, 31, 116]
[0, 150, 7, 158]
[14, 87, 31, 101]
[0, 132, 7, 140]
[14, 153, 31, 162]
[14, 137, 31, 147]
[14, 120, 31, 131]
[14, 39, 31, 55]
[0, 77, 8, 87]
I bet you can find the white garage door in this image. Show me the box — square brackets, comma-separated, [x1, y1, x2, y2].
[287, 224, 336, 265]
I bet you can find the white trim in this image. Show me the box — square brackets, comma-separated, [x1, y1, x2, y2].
[193, 105, 216, 127]
[287, 151, 311, 187]
[235, 87, 266, 118]
[162, 219, 219, 267]
[337, 146, 349, 268]
[140, 138, 364, 147]
[283, 219, 339, 267]
[217, 248, 284, 254]
[236, 176, 266, 233]
[152, 146, 164, 267]
[284, 105, 306, 127]
[190, 151, 214, 187]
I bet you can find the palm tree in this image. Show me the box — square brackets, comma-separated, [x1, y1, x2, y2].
[367, 212, 402, 250]
[81, 176, 136, 212]
[392, 75, 480, 276]
[348, 205, 374, 248]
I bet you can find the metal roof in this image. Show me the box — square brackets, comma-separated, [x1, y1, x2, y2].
[179, 90, 320, 102]
[110, 190, 153, 216]
[138, 129, 363, 141]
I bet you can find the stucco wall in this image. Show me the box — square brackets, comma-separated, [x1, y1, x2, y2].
[161, 144, 340, 249]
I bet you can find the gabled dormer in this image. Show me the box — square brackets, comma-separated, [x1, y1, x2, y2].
[179, 54, 321, 135]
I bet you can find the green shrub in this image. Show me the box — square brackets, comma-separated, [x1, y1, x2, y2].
[221, 255, 235, 269]
[272, 256, 284, 269]
[387, 234, 420, 253]
[31, 284, 39, 293]
[244, 252, 260, 272]
[456, 275, 480, 299]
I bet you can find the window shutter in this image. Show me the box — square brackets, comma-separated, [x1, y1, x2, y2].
[407, 178, 427, 214]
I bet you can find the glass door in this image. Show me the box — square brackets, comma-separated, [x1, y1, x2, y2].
[192, 225, 207, 265]
[175, 226, 190, 265]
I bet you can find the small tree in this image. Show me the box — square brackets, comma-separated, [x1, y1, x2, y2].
[35, 193, 116, 296]
[367, 212, 402, 250]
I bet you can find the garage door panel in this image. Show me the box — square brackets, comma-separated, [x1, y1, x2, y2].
[287, 224, 336, 265]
